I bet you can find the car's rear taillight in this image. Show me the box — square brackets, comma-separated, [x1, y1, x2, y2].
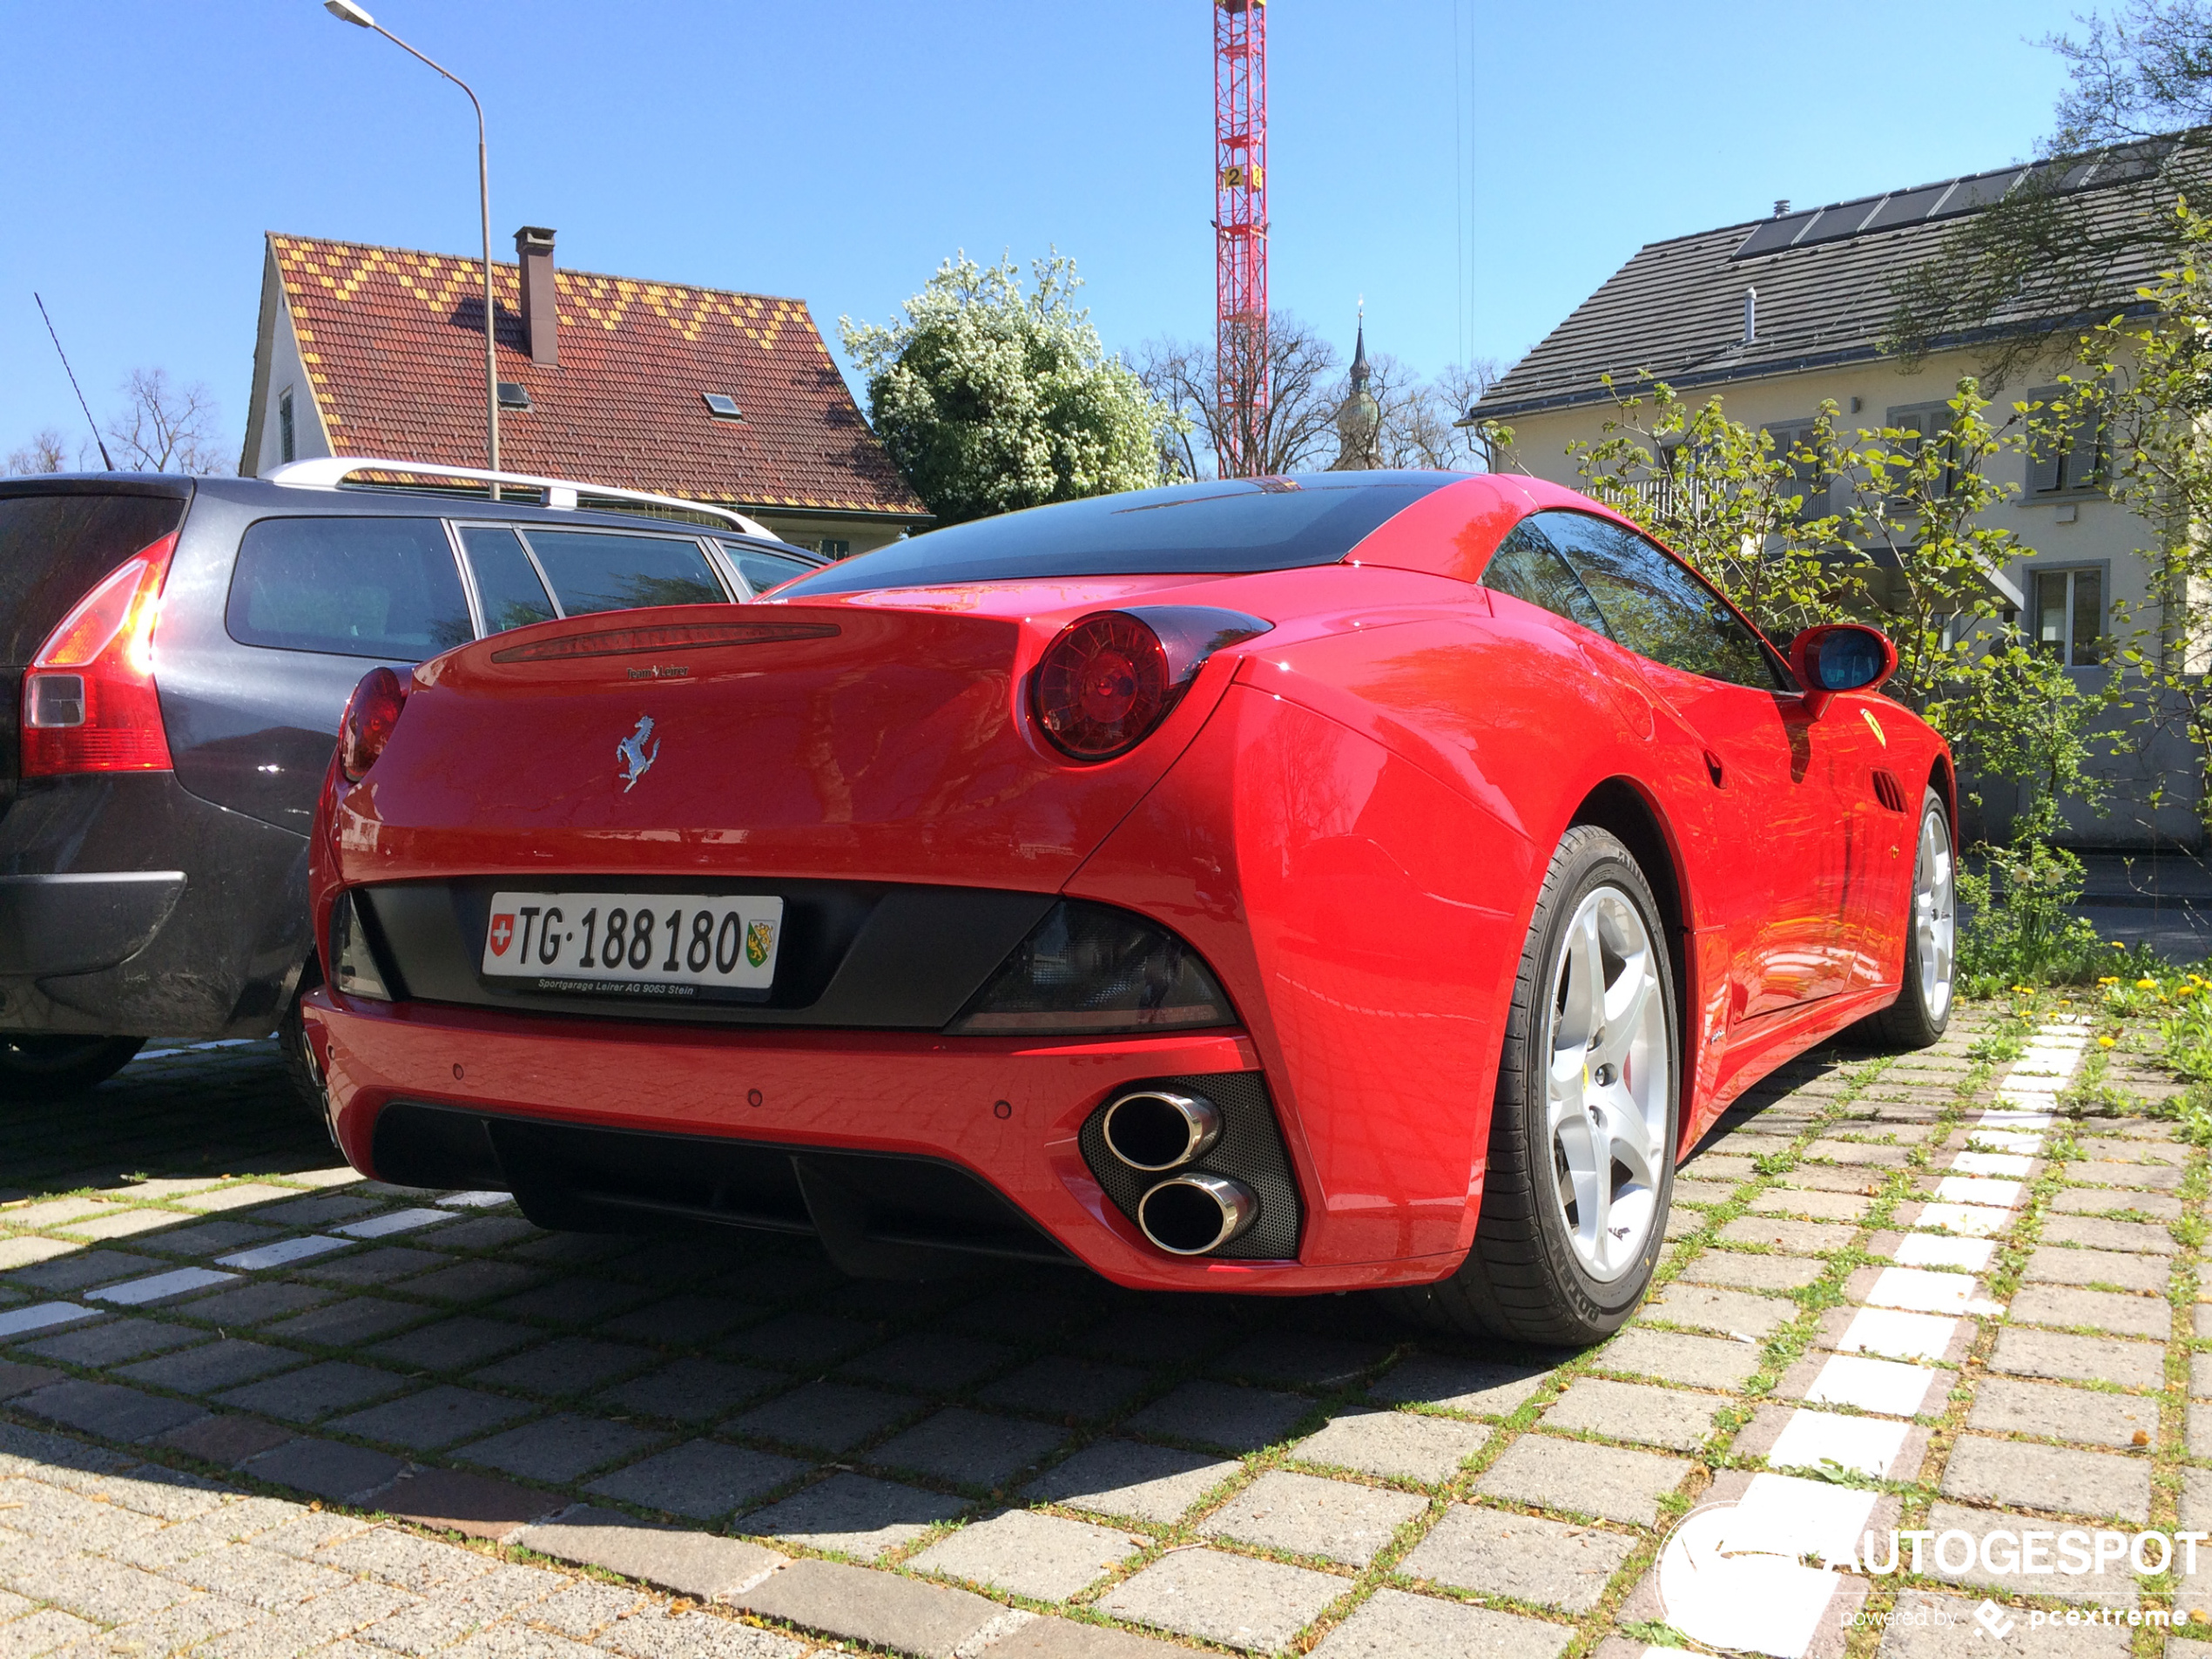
[20, 532, 179, 777]
[338, 666, 408, 783]
[1032, 605, 1272, 763]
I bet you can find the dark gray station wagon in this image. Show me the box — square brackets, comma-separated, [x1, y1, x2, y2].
[0, 462, 822, 1099]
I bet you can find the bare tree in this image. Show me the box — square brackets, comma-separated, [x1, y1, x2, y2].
[1137, 313, 1344, 479]
[3, 428, 71, 476]
[104, 368, 228, 474]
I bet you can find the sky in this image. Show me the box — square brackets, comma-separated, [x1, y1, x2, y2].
[1, 0, 2087, 468]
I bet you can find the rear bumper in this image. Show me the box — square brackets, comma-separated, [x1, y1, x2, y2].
[0, 872, 185, 975]
[303, 988, 1466, 1293]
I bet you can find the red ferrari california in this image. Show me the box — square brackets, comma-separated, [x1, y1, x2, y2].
[302, 471, 1954, 1343]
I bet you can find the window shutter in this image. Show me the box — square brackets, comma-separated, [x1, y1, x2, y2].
[2064, 394, 2103, 489]
[2027, 387, 2064, 493]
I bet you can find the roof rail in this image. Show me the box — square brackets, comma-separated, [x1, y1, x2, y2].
[265, 457, 771, 537]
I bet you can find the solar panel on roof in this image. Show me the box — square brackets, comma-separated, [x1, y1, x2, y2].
[1861, 184, 1953, 232]
[1794, 194, 1885, 246]
[1733, 211, 1818, 260]
[1939, 165, 2027, 216]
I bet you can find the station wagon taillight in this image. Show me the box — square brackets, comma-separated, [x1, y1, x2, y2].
[20, 532, 178, 776]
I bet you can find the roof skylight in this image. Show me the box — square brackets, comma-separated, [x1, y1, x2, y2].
[702, 393, 743, 421]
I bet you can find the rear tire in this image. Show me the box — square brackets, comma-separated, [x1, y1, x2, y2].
[1389, 826, 1678, 1345]
[1861, 787, 1955, 1052]
[0, 1035, 145, 1102]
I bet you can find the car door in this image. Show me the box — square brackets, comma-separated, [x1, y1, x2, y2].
[1521, 510, 1854, 1019]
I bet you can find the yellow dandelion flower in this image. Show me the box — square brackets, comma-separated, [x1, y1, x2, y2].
[2099, 1035, 2117, 1048]
[2099, 976, 2120, 985]
[2138, 977, 2161, 989]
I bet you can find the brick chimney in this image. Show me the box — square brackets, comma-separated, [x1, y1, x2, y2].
[515, 226, 557, 367]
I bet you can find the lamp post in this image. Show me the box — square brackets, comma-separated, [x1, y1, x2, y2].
[322, 0, 498, 492]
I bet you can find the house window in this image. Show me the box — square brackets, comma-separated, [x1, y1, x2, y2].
[278, 388, 296, 464]
[1885, 402, 1959, 498]
[816, 538, 852, 559]
[2027, 383, 2104, 495]
[2032, 566, 2103, 665]
[1761, 419, 1828, 522]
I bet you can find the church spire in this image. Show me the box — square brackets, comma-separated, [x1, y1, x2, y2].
[1330, 305, 1382, 470]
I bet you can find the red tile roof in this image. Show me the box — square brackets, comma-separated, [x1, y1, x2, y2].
[267, 233, 925, 520]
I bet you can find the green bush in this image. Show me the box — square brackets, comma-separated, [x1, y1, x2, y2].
[1956, 840, 2110, 996]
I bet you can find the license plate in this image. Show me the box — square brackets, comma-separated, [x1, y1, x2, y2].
[481, 891, 784, 1000]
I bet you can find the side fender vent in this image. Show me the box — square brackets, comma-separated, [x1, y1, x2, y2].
[1871, 769, 1909, 813]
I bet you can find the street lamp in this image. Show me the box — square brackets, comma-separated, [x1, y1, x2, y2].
[322, 0, 498, 492]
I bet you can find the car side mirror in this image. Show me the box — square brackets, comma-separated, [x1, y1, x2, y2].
[1789, 624, 1897, 714]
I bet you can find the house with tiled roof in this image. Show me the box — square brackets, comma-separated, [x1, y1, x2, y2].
[239, 229, 928, 554]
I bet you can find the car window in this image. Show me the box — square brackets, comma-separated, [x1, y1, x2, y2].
[226, 516, 473, 660]
[723, 545, 814, 594]
[460, 526, 556, 634]
[1479, 520, 1610, 636]
[517, 529, 727, 617]
[1530, 510, 1781, 691]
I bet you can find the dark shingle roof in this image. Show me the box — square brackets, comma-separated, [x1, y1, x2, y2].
[1474, 151, 2180, 422]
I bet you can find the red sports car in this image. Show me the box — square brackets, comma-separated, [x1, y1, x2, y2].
[301, 471, 1955, 1343]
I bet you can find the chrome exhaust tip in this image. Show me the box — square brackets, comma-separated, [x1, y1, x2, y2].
[1101, 1089, 1221, 1172]
[1137, 1173, 1257, 1256]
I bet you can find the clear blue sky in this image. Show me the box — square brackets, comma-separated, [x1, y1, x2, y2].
[2, 0, 2084, 466]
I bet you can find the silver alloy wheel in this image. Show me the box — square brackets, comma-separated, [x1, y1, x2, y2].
[1914, 803, 1957, 1023]
[1546, 887, 1669, 1283]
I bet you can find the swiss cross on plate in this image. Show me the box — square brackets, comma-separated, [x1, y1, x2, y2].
[489, 914, 516, 957]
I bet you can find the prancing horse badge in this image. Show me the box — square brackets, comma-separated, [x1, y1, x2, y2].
[617, 715, 659, 792]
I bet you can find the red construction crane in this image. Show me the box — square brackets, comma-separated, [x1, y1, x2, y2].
[1214, 0, 1268, 477]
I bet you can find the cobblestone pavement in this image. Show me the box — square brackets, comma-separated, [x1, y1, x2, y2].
[0, 1015, 2208, 1656]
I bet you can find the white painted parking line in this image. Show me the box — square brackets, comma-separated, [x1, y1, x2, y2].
[213, 1235, 348, 1271]
[0, 1302, 95, 1339]
[1965, 1130, 2043, 1155]
[1837, 1306, 1961, 1363]
[333, 1207, 450, 1239]
[1933, 1176, 2022, 1209]
[1946, 1150, 2033, 1177]
[1911, 1203, 2013, 1238]
[1766, 1409, 1912, 1480]
[1892, 1235, 1993, 1272]
[1804, 1352, 1940, 1417]
[1977, 1109, 2054, 1130]
[87, 1267, 236, 1305]
[436, 1190, 511, 1208]
[1865, 1266, 1995, 1316]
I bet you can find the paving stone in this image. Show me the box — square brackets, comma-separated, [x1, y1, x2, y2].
[345, 1559, 563, 1653]
[1680, 1251, 1827, 1291]
[142, 1218, 281, 1258]
[468, 1334, 653, 1397]
[1540, 1376, 1724, 1453]
[17, 1315, 200, 1366]
[1369, 1355, 1553, 1418]
[459, 1413, 663, 1483]
[721, 1312, 879, 1369]
[517, 1504, 786, 1602]
[2052, 1186, 2182, 1219]
[1939, 1434, 2151, 1521]
[16, 1378, 206, 1442]
[297, 1244, 445, 1285]
[1595, 1325, 1763, 1391]
[583, 1438, 807, 1519]
[1399, 1501, 1635, 1613]
[983, 1618, 1195, 1659]
[364, 1316, 537, 1372]
[1642, 1283, 1793, 1339]
[327, 1384, 535, 1451]
[0, 1359, 57, 1400]
[379, 1466, 562, 1541]
[180, 1183, 302, 1212]
[251, 1193, 382, 1228]
[977, 1355, 1149, 1421]
[600, 1292, 762, 1347]
[1125, 1379, 1310, 1452]
[870, 1406, 1065, 1488]
[1876, 1588, 2134, 1656]
[1291, 1408, 1489, 1482]
[1988, 1327, 2165, 1389]
[728, 1379, 913, 1452]
[175, 1280, 330, 1326]
[1918, 1500, 2135, 1608]
[598, 1357, 779, 1424]
[590, 1604, 804, 1659]
[1214, 1332, 1390, 1389]
[840, 1330, 1015, 1393]
[1023, 1438, 1238, 1524]
[913, 1507, 1143, 1599]
[2185, 1467, 2212, 1529]
[523, 1579, 648, 1638]
[1717, 1216, 1853, 1254]
[7, 1248, 162, 1292]
[1967, 1377, 2160, 1448]
[116, 1337, 300, 1397]
[1475, 1434, 1691, 1525]
[318, 1525, 497, 1592]
[0, 1608, 101, 1652]
[241, 1436, 403, 1502]
[2008, 1285, 2171, 1339]
[2040, 1213, 2176, 1254]
[214, 1359, 409, 1423]
[1748, 1187, 1872, 1222]
[2023, 1244, 2169, 1292]
[399, 1258, 550, 1307]
[718, 1563, 989, 1659]
[1096, 1547, 1343, 1652]
[264, 1297, 423, 1345]
[1201, 1469, 1426, 1566]
[741, 1471, 967, 1560]
[153, 1412, 296, 1466]
[487, 1275, 650, 1325]
[2070, 1158, 2183, 1189]
[1670, 1177, 1737, 1207]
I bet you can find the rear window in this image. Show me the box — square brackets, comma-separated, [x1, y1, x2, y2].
[460, 526, 556, 634]
[519, 529, 726, 616]
[226, 516, 474, 660]
[777, 473, 1460, 597]
[719, 543, 816, 594]
[0, 491, 188, 664]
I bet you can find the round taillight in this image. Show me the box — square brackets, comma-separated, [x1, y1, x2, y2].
[339, 666, 408, 783]
[1034, 612, 1170, 760]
